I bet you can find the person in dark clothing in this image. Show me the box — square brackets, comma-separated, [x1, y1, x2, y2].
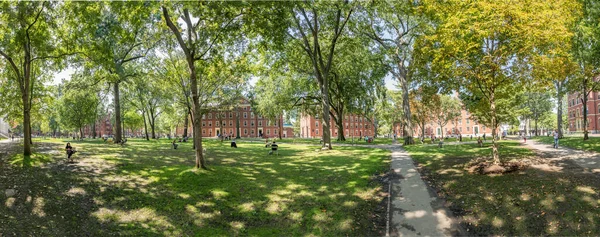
[231, 139, 237, 148]
[269, 141, 278, 155]
[65, 142, 75, 162]
[172, 140, 178, 149]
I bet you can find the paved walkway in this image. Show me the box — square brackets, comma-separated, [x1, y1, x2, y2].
[387, 146, 458, 236]
[526, 140, 600, 174]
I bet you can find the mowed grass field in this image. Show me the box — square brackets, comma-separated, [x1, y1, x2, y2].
[0, 138, 390, 236]
[404, 140, 600, 236]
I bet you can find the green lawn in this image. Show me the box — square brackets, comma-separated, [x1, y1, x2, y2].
[536, 136, 600, 153]
[404, 140, 600, 236]
[274, 137, 394, 145]
[0, 138, 389, 236]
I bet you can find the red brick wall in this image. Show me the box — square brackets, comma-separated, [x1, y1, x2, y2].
[299, 113, 375, 138]
[176, 101, 285, 138]
[567, 91, 600, 132]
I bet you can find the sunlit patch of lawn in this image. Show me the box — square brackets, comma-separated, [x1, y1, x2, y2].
[277, 137, 395, 145]
[404, 140, 600, 236]
[0, 137, 390, 236]
[536, 136, 600, 153]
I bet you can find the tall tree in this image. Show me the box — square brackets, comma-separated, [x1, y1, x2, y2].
[361, 0, 423, 145]
[65, 1, 160, 143]
[284, 1, 355, 149]
[162, 2, 247, 169]
[422, 0, 578, 164]
[0, 2, 73, 156]
[570, 0, 600, 140]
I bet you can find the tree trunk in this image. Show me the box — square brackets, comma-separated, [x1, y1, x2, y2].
[534, 119, 538, 137]
[583, 82, 590, 140]
[490, 90, 500, 164]
[80, 127, 83, 140]
[92, 122, 97, 139]
[150, 112, 156, 139]
[142, 110, 149, 141]
[23, 100, 32, 156]
[336, 117, 346, 141]
[235, 109, 241, 139]
[556, 82, 564, 138]
[320, 79, 332, 149]
[399, 68, 414, 145]
[114, 82, 122, 143]
[279, 116, 283, 139]
[191, 77, 205, 169]
[183, 109, 189, 137]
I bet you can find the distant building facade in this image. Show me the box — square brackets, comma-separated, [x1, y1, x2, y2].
[393, 105, 499, 138]
[299, 113, 375, 138]
[567, 90, 600, 133]
[82, 113, 114, 138]
[176, 99, 291, 138]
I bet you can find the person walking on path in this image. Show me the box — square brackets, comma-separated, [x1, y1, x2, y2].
[553, 130, 559, 149]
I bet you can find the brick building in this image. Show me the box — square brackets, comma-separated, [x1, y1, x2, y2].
[82, 113, 113, 138]
[567, 90, 600, 133]
[394, 108, 499, 138]
[176, 99, 293, 138]
[299, 113, 375, 138]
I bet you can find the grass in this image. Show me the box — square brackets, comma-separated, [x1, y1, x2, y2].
[535, 136, 600, 153]
[404, 140, 600, 236]
[276, 137, 395, 145]
[0, 138, 390, 236]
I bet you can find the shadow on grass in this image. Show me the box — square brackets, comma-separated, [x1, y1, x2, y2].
[0, 138, 390, 236]
[404, 140, 600, 236]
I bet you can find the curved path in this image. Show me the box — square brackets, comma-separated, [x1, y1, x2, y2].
[526, 140, 600, 174]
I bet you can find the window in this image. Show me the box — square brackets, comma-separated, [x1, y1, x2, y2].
[244, 121, 247, 126]
[258, 121, 262, 126]
[251, 121, 254, 126]
[208, 113, 212, 119]
[267, 129, 270, 135]
[316, 129, 319, 135]
[202, 129, 205, 134]
[315, 121, 319, 127]
[208, 122, 212, 127]
[244, 129, 248, 135]
[345, 123, 348, 127]
[275, 121, 278, 126]
[251, 129, 255, 134]
[251, 112, 254, 118]
[202, 114, 206, 119]
[229, 120, 233, 126]
[366, 125, 369, 129]
[258, 115, 262, 119]
[467, 127, 470, 131]
[229, 112, 233, 118]
[244, 107, 247, 110]
[202, 122, 206, 127]
[244, 112, 247, 118]
[467, 119, 470, 125]
[222, 122, 226, 127]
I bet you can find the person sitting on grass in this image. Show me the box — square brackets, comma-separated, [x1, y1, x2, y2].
[65, 142, 76, 162]
[477, 137, 483, 147]
[231, 138, 237, 148]
[265, 139, 270, 148]
[269, 141, 278, 155]
[172, 139, 178, 149]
